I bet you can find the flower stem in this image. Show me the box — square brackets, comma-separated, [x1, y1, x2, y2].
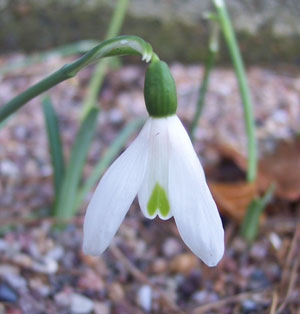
[80, 0, 129, 119]
[190, 21, 219, 142]
[212, 0, 257, 182]
[0, 35, 153, 123]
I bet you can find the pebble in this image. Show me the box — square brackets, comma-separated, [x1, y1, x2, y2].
[249, 269, 269, 290]
[249, 242, 267, 260]
[3, 273, 27, 291]
[32, 258, 58, 274]
[29, 278, 51, 297]
[151, 258, 167, 274]
[55, 290, 71, 307]
[46, 245, 65, 261]
[71, 293, 94, 314]
[241, 299, 258, 312]
[162, 237, 182, 257]
[108, 282, 124, 302]
[137, 285, 152, 312]
[13, 253, 33, 268]
[77, 269, 105, 291]
[0, 160, 18, 177]
[192, 290, 218, 304]
[94, 301, 110, 314]
[0, 239, 8, 251]
[0, 282, 18, 302]
[170, 253, 199, 274]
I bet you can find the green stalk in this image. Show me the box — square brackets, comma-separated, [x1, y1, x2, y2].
[212, 0, 257, 182]
[189, 21, 219, 142]
[240, 184, 275, 242]
[0, 35, 153, 124]
[81, 0, 129, 119]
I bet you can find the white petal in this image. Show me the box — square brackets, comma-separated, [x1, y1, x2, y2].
[167, 115, 224, 266]
[138, 117, 172, 220]
[83, 120, 151, 255]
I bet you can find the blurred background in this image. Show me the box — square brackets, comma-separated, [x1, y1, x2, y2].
[0, 0, 299, 313]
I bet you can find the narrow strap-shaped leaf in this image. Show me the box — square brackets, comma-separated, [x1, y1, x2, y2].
[42, 95, 65, 199]
[55, 107, 99, 219]
[240, 183, 275, 242]
[75, 117, 145, 209]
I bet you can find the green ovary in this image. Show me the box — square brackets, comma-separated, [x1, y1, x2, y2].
[147, 182, 170, 217]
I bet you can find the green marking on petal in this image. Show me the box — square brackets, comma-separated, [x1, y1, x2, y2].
[147, 182, 170, 217]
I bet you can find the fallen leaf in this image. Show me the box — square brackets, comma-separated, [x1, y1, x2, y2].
[258, 138, 300, 201]
[209, 181, 257, 222]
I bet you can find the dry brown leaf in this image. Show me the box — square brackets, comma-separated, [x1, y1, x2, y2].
[209, 181, 257, 222]
[258, 138, 300, 201]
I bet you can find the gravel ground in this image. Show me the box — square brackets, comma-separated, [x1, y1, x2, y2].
[0, 53, 299, 313]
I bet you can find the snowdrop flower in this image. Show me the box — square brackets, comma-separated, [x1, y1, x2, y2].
[83, 58, 224, 266]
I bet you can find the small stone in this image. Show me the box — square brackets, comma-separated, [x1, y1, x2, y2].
[71, 293, 94, 314]
[249, 243, 267, 260]
[0, 160, 18, 177]
[249, 269, 269, 290]
[55, 291, 71, 307]
[151, 258, 167, 274]
[46, 246, 65, 261]
[0, 239, 8, 251]
[29, 278, 51, 297]
[242, 299, 258, 312]
[0, 265, 19, 277]
[108, 282, 124, 302]
[13, 254, 33, 268]
[0, 282, 18, 302]
[77, 269, 104, 291]
[3, 273, 27, 291]
[94, 301, 110, 314]
[32, 258, 58, 274]
[109, 108, 123, 123]
[162, 237, 182, 257]
[170, 253, 199, 274]
[192, 290, 218, 304]
[137, 285, 152, 312]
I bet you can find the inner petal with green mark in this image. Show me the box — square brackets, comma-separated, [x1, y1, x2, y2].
[147, 182, 170, 217]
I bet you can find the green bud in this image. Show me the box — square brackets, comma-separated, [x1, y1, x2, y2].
[144, 59, 177, 117]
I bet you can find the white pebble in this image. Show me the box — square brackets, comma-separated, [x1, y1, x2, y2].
[137, 285, 152, 312]
[71, 293, 94, 314]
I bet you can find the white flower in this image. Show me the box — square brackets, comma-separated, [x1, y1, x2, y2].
[83, 115, 224, 267]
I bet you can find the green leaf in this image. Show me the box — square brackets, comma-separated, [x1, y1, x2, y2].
[240, 183, 275, 243]
[42, 95, 65, 201]
[75, 117, 145, 209]
[55, 107, 99, 220]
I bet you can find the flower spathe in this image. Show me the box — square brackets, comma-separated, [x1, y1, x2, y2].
[83, 115, 224, 267]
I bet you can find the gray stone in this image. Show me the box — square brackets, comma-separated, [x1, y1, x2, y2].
[0, 282, 18, 303]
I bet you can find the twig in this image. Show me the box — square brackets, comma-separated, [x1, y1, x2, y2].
[275, 227, 300, 314]
[269, 290, 279, 314]
[192, 289, 271, 313]
[109, 244, 184, 314]
[0, 215, 83, 227]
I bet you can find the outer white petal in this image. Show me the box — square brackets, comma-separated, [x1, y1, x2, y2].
[83, 119, 151, 255]
[138, 117, 172, 220]
[167, 115, 224, 266]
